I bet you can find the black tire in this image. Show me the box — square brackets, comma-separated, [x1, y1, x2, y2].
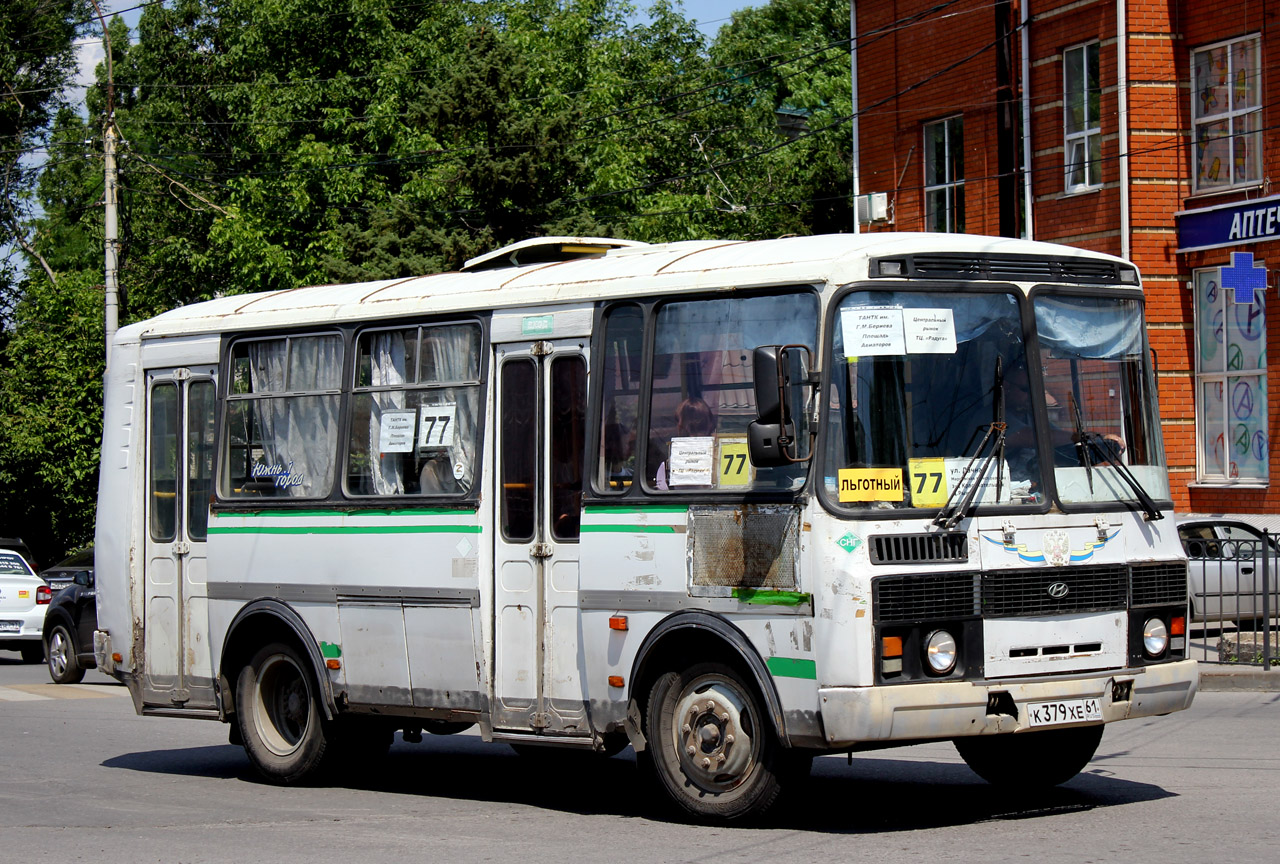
[236, 641, 332, 785]
[954, 724, 1104, 787]
[45, 625, 84, 684]
[20, 642, 44, 665]
[641, 662, 785, 821]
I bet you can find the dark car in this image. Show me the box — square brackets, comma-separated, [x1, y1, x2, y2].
[39, 547, 94, 595]
[42, 566, 97, 684]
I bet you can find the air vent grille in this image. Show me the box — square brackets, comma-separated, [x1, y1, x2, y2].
[873, 253, 1133, 285]
[869, 532, 969, 565]
[982, 564, 1128, 617]
[1130, 561, 1188, 607]
[874, 572, 979, 624]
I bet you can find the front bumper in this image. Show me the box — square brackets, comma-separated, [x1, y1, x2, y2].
[818, 658, 1198, 747]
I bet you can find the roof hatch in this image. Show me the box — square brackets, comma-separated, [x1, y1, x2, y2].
[461, 236, 647, 272]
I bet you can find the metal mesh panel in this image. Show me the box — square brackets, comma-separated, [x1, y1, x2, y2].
[688, 505, 799, 590]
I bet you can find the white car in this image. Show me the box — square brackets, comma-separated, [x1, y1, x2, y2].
[0, 550, 51, 663]
[1177, 517, 1280, 621]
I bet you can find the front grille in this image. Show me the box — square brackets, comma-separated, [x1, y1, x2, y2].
[1131, 561, 1188, 607]
[869, 532, 968, 565]
[982, 564, 1127, 617]
[874, 253, 1133, 285]
[874, 572, 979, 624]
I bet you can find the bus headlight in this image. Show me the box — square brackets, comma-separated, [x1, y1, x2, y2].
[1143, 618, 1169, 658]
[924, 629, 957, 674]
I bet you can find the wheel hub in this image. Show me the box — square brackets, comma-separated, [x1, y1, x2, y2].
[672, 681, 753, 788]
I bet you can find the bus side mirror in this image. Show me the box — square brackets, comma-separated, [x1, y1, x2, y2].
[748, 345, 815, 467]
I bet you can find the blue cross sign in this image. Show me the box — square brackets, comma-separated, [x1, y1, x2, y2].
[1222, 251, 1267, 304]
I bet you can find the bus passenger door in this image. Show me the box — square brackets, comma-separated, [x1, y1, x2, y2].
[142, 367, 217, 710]
[492, 342, 590, 735]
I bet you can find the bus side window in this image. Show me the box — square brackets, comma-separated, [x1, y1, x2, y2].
[345, 323, 482, 498]
[596, 304, 643, 493]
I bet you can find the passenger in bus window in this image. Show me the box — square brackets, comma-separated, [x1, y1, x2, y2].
[654, 397, 716, 490]
[603, 414, 636, 488]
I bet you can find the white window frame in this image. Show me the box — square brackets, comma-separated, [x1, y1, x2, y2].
[924, 115, 964, 233]
[1191, 33, 1262, 193]
[1063, 41, 1101, 192]
[1193, 265, 1269, 485]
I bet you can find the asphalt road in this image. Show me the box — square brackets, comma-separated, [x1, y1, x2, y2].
[1, 650, 1277, 863]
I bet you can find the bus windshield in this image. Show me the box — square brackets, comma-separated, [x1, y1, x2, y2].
[825, 290, 1042, 510]
[1034, 293, 1169, 506]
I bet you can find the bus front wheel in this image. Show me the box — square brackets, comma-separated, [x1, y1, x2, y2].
[954, 724, 1104, 787]
[642, 662, 784, 821]
[237, 641, 331, 784]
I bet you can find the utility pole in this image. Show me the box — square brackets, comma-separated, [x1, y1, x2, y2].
[104, 122, 119, 365]
[91, 0, 118, 367]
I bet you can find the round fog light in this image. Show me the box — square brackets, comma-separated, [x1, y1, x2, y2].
[1143, 617, 1169, 657]
[925, 629, 958, 674]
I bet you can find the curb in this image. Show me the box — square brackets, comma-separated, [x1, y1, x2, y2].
[1197, 663, 1280, 692]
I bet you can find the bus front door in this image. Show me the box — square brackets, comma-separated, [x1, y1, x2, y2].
[142, 367, 217, 710]
[492, 343, 590, 736]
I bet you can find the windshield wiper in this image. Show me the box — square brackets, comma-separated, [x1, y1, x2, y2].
[1080, 432, 1164, 521]
[934, 359, 1006, 530]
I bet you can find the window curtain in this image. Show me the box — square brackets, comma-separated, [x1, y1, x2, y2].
[248, 335, 341, 497]
[369, 332, 407, 495]
[422, 327, 478, 491]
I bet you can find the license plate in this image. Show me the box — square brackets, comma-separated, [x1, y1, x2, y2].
[0, 620, 20, 633]
[1025, 698, 1102, 727]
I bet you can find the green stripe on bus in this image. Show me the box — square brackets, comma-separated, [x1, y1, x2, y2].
[732, 588, 812, 607]
[208, 524, 482, 535]
[766, 657, 817, 680]
[583, 505, 688, 514]
[213, 508, 470, 518]
[580, 524, 677, 533]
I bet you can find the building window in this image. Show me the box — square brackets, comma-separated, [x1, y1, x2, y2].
[1063, 41, 1101, 192]
[924, 116, 964, 232]
[1192, 35, 1261, 192]
[1194, 266, 1268, 483]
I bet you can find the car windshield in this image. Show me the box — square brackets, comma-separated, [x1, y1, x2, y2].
[824, 290, 1042, 510]
[1034, 293, 1169, 506]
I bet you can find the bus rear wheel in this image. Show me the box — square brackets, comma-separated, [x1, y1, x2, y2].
[954, 724, 1104, 788]
[237, 642, 331, 784]
[642, 662, 784, 821]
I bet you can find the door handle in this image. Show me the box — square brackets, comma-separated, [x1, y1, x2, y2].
[531, 542, 553, 559]
[1241, 566, 1254, 575]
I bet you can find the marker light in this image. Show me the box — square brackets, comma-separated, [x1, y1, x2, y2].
[609, 616, 628, 631]
[608, 676, 624, 688]
[1170, 616, 1186, 636]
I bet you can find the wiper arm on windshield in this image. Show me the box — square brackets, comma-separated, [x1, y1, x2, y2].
[1080, 432, 1164, 521]
[934, 359, 1007, 530]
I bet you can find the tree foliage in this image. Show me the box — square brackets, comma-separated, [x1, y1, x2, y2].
[0, 0, 854, 563]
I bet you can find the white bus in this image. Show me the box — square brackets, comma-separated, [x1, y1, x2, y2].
[94, 233, 1197, 820]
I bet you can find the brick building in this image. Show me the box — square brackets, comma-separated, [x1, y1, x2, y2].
[852, 0, 1279, 518]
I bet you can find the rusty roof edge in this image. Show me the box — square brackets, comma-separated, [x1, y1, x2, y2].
[654, 241, 748, 275]
[233, 289, 298, 315]
[359, 273, 439, 304]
